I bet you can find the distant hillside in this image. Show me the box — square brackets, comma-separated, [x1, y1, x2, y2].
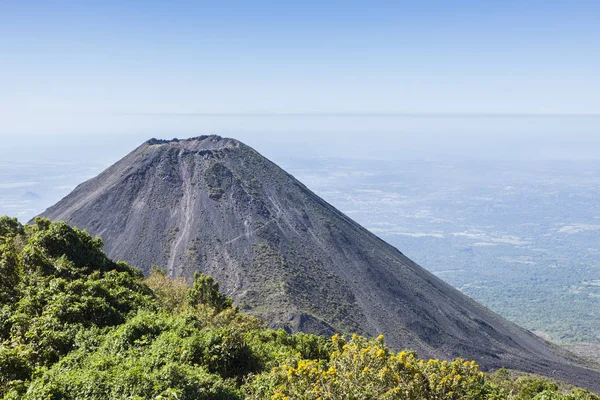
[38, 135, 600, 389]
[1, 217, 599, 399]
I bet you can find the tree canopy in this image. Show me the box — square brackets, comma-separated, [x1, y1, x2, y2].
[0, 217, 598, 399]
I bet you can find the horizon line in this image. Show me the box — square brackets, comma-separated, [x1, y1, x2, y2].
[109, 111, 600, 118]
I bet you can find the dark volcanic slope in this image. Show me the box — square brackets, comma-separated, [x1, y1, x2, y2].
[40, 136, 600, 390]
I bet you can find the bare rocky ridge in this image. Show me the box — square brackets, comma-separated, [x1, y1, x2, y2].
[39, 135, 600, 390]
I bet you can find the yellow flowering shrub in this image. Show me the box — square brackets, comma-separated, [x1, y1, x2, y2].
[246, 334, 492, 400]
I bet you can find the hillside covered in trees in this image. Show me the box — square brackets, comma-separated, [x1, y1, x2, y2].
[1, 216, 598, 399]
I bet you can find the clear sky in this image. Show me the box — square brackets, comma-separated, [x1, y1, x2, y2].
[0, 0, 599, 156]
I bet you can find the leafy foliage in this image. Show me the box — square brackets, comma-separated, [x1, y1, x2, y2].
[246, 334, 489, 400]
[187, 272, 232, 313]
[0, 216, 598, 399]
[0, 216, 24, 238]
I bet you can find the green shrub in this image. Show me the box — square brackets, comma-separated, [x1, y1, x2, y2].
[0, 216, 24, 238]
[517, 377, 560, 399]
[0, 346, 31, 397]
[187, 272, 232, 312]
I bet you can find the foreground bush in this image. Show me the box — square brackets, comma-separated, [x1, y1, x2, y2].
[246, 334, 491, 400]
[0, 217, 598, 399]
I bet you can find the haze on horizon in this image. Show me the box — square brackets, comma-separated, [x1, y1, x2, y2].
[1, 1, 599, 160]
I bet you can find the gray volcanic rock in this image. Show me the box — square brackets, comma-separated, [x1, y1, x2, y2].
[39, 135, 600, 390]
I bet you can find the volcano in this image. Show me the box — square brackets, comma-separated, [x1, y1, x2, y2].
[39, 135, 600, 390]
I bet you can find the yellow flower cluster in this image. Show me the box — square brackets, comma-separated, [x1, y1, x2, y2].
[262, 334, 486, 400]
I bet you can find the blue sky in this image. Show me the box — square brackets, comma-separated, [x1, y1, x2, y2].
[0, 1, 599, 143]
